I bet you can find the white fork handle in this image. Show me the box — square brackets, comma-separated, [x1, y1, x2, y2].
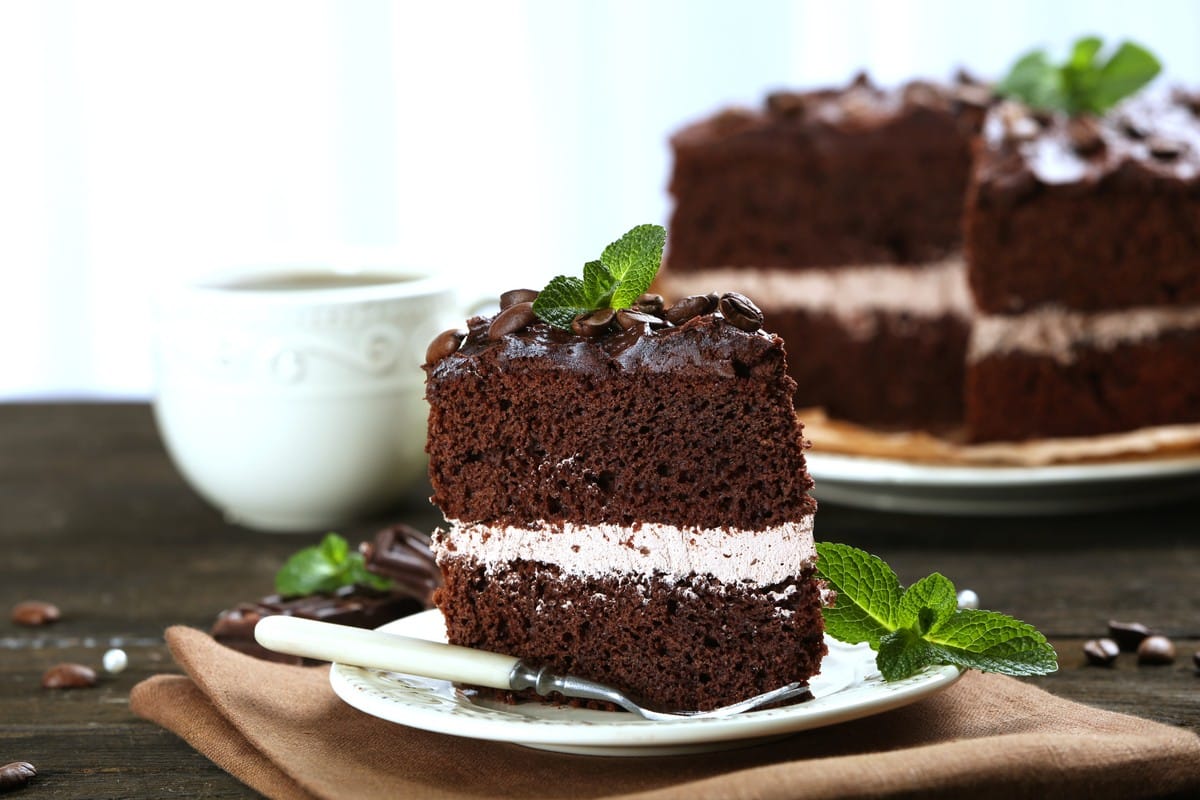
[254, 615, 519, 690]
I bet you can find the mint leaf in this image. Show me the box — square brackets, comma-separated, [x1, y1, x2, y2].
[602, 224, 667, 309]
[274, 532, 392, 597]
[531, 276, 593, 329]
[897, 572, 956, 636]
[816, 542, 1058, 681]
[1093, 42, 1161, 112]
[997, 36, 1160, 115]
[532, 224, 666, 329]
[814, 542, 902, 649]
[926, 609, 1060, 677]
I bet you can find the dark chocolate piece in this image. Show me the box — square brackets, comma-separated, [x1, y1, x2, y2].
[360, 523, 441, 601]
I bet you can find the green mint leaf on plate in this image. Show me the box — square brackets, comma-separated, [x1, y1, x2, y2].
[532, 224, 666, 329]
[814, 542, 902, 649]
[275, 532, 391, 597]
[815, 542, 1057, 681]
[997, 36, 1160, 115]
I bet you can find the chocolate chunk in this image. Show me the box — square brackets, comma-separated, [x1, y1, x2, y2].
[571, 308, 616, 338]
[1083, 638, 1119, 666]
[11, 601, 60, 626]
[426, 328, 466, 365]
[0, 762, 36, 792]
[664, 294, 719, 325]
[615, 309, 665, 331]
[849, 70, 872, 89]
[360, 524, 441, 602]
[212, 584, 426, 664]
[998, 102, 1040, 142]
[1067, 116, 1106, 157]
[766, 91, 806, 119]
[1137, 635, 1176, 665]
[42, 663, 97, 690]
[1148, 137, 1185, 161]
[1108, 619, 1153, 652]
[500, 288, 539, 309]
[487, 301, 536, 340]
[718, 292, 763, 332]
[632, 293, 665, 316]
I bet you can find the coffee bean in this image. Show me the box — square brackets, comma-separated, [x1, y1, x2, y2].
[0, 762, 36, 791]
[1147, 137, 1185, 161]
[487, 301, 536, 340]
[1082, 638, 1119, 667]
[1067, 116, 1105, 157]
[1137, 635, 1176, 665]
[41, 662, 97, 690]
[1108, 619, 1153, 652]
[425, 328, 466, 365]
[718, 292, 764, 332]
[11, 601, 60, 626]
[571, 308, 615, 338]
[499, 288, 538, 310]
[766, 91, 806, 120]
[615, 309, 664, 331]
[632, 293, 665, 316]
[663, 294, 718, 325]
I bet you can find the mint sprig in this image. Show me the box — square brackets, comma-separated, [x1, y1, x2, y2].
[997, 36, 1161, 115]
[532, 224, 666, 329]
[816, 542, 1058, 681]
[274, 532, 391, 597]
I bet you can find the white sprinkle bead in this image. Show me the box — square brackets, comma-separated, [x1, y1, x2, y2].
[102, 648, 128, 674]
[956, 589, 980, 610]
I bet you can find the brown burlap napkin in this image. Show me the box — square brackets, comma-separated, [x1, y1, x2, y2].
[131, 626, 1200, 800]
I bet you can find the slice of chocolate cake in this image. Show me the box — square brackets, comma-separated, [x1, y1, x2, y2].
[661, 74, 989, 429]
[964, 96, 1200, 440]
[424, 243, 826, 712]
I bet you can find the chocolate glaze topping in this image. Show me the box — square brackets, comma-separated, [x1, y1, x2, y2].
[426, 294, 781, 381]
[977, 94, 1200, 203]
[675, 72, 990, 146]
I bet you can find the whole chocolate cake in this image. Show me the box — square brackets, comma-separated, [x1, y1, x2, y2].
[664, 62, 1200, 443]
[964, 95, 1200, 440]
[423, 285, 826, 712]
[661, 73, 989, 428]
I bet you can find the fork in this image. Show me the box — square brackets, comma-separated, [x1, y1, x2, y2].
[255, 615, 810, 721]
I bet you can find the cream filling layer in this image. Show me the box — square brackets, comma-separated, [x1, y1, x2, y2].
[657, 258, 971, 318]
[970, 304, 1200, 364]
[433, 517, 816, 588]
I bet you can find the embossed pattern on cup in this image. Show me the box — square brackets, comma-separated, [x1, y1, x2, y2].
[153, 268, 461, 532]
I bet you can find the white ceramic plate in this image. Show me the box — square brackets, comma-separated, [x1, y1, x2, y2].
[806, 451, 1200, 516]
[329, 609, 962, 757]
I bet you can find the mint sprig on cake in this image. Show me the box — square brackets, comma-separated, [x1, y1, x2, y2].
[816, 543, 1058, 681]
[532, 223, 667, 328]
[997, 36, 1161, 115]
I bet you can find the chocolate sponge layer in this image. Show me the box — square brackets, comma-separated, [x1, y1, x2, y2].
[436, 555, 827, 712]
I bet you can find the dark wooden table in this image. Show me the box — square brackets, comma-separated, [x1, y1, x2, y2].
[2, 403, 1198, 798]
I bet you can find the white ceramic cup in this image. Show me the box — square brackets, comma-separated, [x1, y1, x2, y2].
[152, 265, 470, 532]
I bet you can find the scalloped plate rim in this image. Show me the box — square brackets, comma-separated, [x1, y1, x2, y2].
[328, 610, 963, 754]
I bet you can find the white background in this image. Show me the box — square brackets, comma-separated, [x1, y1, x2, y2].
[3, 0, 1199, 399]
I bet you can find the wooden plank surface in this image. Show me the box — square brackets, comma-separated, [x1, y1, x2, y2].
[2, 402, 1198, 798]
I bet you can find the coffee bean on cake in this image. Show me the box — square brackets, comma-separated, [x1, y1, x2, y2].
[499, 288, 539, 309]
[487, 301, 536, 340]
[571, 308, 615, 338]
[719, 292, 763, 332]
[663, 294, 718, 325]
[426, 329, 467, 366]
